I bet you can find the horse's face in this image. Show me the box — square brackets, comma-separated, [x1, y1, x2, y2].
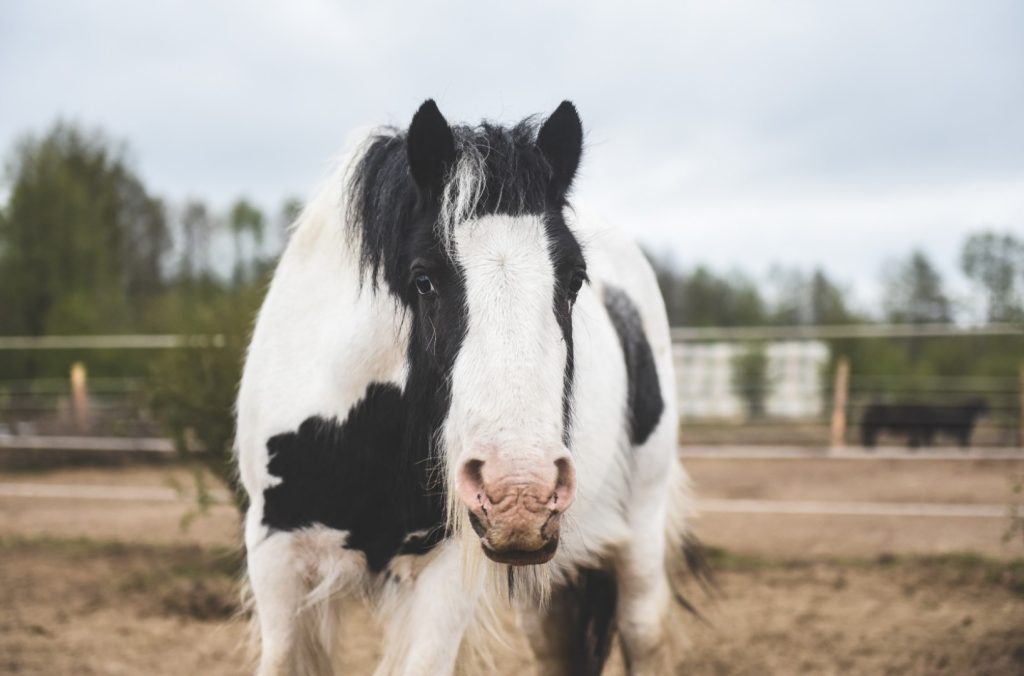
[401, 101, 585, 565]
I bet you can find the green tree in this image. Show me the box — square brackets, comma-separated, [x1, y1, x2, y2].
[882, 250, 951, 324]
[0, 121, 168, 336]
[960, 231, 1024, 322]
[732, 343, 771, 418]
[178, 199, 214, 285]
[229, 198, 265, 285]
[770, 266, 855, 325]
[645, 252, 767, 327]
[147, 287, 262, 514]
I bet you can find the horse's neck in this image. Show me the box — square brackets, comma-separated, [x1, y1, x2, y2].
[254, 204, 409, 423]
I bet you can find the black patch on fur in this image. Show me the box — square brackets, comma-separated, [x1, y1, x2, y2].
[547, 212, 586, 445]
[555, 568, 618, 676]
[262, 384, 446, 572]
[603, 286, 665, 445]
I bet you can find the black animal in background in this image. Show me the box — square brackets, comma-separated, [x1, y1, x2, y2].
[861, 398, 989, 448]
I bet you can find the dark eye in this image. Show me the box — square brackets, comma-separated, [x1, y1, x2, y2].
[567, 271, 586, 302]
[414, 272, 435, 296]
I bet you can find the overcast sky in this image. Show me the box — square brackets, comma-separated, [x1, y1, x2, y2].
[2, 0, 1022, 309]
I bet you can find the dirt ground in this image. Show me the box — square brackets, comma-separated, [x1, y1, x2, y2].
[687, 457, 1024, 561]
[2, 458, 1023, 674]
[2, 538, 1022, 675]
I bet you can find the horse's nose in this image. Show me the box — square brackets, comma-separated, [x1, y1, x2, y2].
[454, 448, 576, 564]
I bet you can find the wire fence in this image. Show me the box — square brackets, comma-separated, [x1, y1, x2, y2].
[0, 376, 157, 437]
[0, 328, 1022, 451]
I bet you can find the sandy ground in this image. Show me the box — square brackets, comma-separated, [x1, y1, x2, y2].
[2, 538, 1022, 675]
[2, 458, 1023, 674]
[3, 459, 1022, 558]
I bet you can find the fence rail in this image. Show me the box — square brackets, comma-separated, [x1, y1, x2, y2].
[671, 322, 1024, 341]
[1, 323, 1022, 350]
[0, 335, 224, 350]
[1, 327, 1021, 450]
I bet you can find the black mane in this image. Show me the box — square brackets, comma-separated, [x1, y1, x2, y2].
[345, 119, 558, 291]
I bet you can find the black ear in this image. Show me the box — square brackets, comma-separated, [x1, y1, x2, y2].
[407, 99, 456, 199]
[537, 101, 583, 197]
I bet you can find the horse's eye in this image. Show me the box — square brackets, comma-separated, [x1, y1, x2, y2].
[567, 272, 586, 302]
[414, 273, 435, 296]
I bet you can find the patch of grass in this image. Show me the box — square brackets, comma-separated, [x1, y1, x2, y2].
[6, 534, 1024, 599]
[1, 534, 244, 620]
[0, 533, 134, 556]
[696, 544, 1024, 596]
[701, 545, 785, 571]
[0, 534, 242, 577]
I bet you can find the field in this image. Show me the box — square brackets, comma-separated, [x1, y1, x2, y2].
[2, 457, 1024, 675]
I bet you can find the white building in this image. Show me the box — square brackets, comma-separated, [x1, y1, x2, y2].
[674, 341, 830, 419]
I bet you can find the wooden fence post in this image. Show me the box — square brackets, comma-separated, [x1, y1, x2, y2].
[829, 357, 850, 450]
[1018, 364, 1024, 449]
[70, 361, 90, 433]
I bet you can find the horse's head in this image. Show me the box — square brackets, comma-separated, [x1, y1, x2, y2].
[350, 100, 586, 565]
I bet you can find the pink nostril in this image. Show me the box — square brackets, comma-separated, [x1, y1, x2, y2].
[456, 458, 487, 511]
[456, 451, 577, 517]
[551, 456, 576, 512]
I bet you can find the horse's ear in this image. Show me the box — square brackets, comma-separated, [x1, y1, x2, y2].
[407, 99, 456, 199]
[537, 101, 583, 197]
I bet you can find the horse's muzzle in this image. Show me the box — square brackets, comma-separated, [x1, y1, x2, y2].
[469, 510, 561, 565]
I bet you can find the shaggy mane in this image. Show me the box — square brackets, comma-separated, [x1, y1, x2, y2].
[344, 118, 555, 288]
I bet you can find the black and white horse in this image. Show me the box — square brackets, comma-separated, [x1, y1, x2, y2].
[236, 100, 698, 675]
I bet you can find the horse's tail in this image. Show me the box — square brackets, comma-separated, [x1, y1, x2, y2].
[666, 457, 715, 616]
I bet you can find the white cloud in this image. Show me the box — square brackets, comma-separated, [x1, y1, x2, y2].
[1, 0, 1022, 306]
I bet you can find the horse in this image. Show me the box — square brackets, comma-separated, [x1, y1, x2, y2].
[235, 100, 702, 675]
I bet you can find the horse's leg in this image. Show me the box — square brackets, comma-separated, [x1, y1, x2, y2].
[247, 522, 359, 675]
[520, 568, 617, 676]
[613, 533, 674, 676]
[247, 529, 307, 676]
[614, 443, 678, 676]
[375, 541, 477, 676]
[520, 587, 577, 676]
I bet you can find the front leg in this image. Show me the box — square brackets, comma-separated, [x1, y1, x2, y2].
[375, 540, 480, 676]
[615, 542, 674, 676]
[520, 568, 618, 676]
[247, 530, 307, 676]
[247, 524, 364, 676]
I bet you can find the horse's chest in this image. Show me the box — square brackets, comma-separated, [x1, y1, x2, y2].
[260, 383, 446, 571]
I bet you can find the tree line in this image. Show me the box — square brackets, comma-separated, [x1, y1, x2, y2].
[4, 121, 1023, 342]
[0, 122, 300, 341]
[0, 120, 1021, 467]
[649, 239, 1024, 329]
[1, 120, 1022, 389]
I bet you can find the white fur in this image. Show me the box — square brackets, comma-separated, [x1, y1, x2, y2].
[235, 136, 691, 675]
[443, 214, 569, 590]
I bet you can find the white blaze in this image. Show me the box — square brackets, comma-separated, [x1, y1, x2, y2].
[444, 213, 569, 478]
